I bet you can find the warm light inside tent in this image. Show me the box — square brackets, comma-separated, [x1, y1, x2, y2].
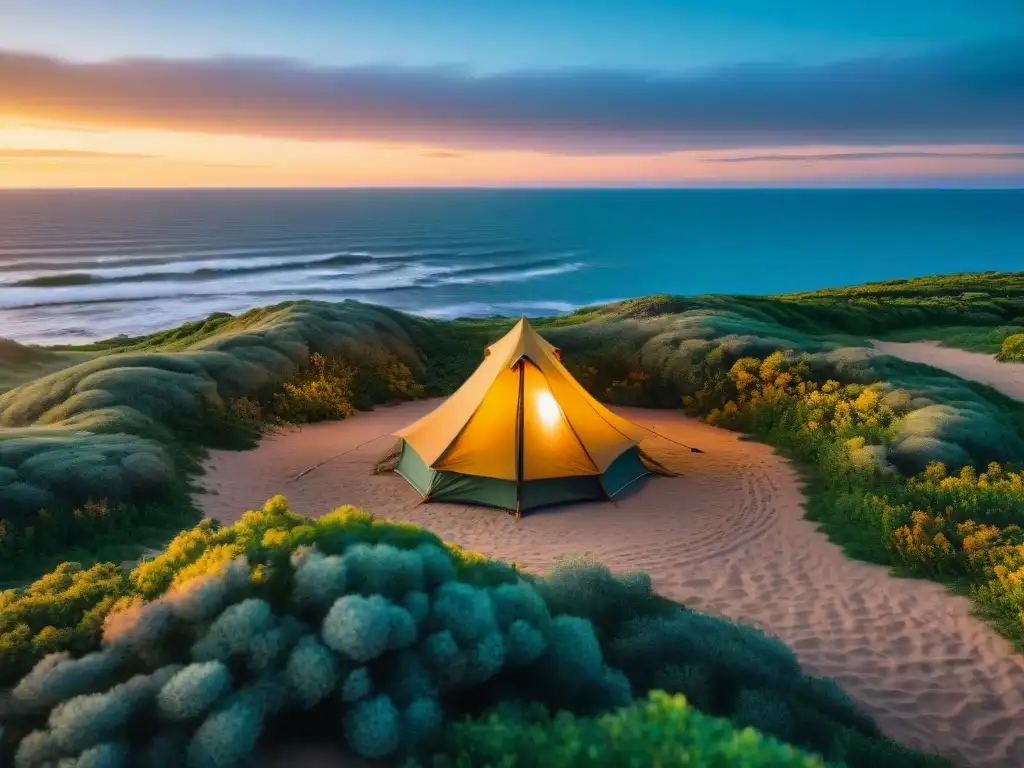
[536, 390, 560, 428]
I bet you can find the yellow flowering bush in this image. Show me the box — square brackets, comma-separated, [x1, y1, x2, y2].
[693, 349, 1024, 647]
[704, 350, 902, 441]
[229, 348, 425, 431]
[271, 351, 358, 422]
[998, 332, 1024, 362]
[885, 506, 958, 574]
[874, 460, 1024, 638]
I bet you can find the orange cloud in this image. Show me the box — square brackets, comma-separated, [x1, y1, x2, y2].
[0, 119, 1022, 188]
[0, 148, 155, 159]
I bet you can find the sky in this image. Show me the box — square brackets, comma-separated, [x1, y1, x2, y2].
[0, 0, 1022, 187]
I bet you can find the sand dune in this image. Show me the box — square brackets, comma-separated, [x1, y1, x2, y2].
[871, 340, 1024, 401]
[201, 400, 1024, 768]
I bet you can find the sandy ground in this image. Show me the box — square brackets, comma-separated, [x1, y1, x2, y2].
[871, 340, 1024, 401]
[201, 401, 1024, 768]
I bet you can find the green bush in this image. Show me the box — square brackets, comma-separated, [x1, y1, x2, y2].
[417, 690, 832, 767]
[0, 498, 947, 768]
[998, 333, 1024, 361]
[0, 563, 131, 685]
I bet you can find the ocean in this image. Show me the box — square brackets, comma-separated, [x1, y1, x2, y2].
[1, 188, 1022, 345]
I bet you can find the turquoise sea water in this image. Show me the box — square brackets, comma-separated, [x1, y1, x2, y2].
[0, 188, 1021, 344]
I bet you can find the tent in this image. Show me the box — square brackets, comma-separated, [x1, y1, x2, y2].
[385, 317, 675, 517]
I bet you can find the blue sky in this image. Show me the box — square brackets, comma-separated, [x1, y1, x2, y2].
[4, 0, 1021, 71]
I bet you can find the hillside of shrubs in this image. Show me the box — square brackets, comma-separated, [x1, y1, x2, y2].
[0, 302, 453, 581]
[1, 272, 1022, 764]
[782, 270, 1024, 353]
[998, 333, 1024, 361]
[0, 497, 947, 767]
[2, 274, 1023, 621]
[543, 292, 1024, 649]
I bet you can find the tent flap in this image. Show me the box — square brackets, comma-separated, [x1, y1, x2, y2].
[522, 360, 598, 479]
[520, 476, 606, 511]
[601, 447, 649, 498]
[394, 441, 434, 497]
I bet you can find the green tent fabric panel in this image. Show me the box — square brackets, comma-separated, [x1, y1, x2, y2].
[601, 447, 649, 498]
[394, 439, 651, 513]
[519, 475, 606, 511]
[395, 441, 434, 496]
[429, 471, 518, 510]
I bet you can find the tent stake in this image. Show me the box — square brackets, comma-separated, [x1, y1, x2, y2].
[638, 424, 704, 454]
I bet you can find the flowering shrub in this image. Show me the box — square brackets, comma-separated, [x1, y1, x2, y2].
[676, 347, 1024, 649]
[873, 461, 1024, 634]
[998, 333, 1024, 362]
[269, 352, 358, 423]
[229, 347, 426, 431]
[701, 352, 903, 443]
[0, 497, 944, 768]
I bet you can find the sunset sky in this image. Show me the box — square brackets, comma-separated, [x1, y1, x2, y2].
[1, 0, 1022, 187]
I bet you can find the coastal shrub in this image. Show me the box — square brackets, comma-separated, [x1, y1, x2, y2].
[256, 346, 424, 426]
[999, 333, 1024, 361]
[0, 563, 131, 687]
[0, 498, 947, 768]
[555, 312, 1024, 648]
[0, 302, 440, 578]
[419, 690, 833, 768]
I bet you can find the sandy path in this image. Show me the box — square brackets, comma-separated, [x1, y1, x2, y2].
[871, 340, 1024, 401]
[201, 401, 1024, 768]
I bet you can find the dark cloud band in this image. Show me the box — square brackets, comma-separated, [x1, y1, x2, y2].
[2, 40, 1022, 154]
[710, 150, 1024, 163]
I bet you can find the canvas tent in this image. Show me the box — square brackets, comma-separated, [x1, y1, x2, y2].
[387, 317, 674, 516]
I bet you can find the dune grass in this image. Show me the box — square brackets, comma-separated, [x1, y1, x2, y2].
[777, 271, 1024, 352]
[0, 339, 96, 394]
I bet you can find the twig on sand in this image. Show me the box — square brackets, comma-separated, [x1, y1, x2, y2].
[290, 433, 395, 482]
[640, 423, 704, 453]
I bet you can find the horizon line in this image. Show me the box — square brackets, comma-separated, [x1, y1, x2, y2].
[1, 184, 1023, 192]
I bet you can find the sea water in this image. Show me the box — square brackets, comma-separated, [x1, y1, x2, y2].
[1, 188, 1021, 344]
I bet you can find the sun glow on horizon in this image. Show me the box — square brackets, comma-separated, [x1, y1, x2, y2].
[1, 117, 1023, 188]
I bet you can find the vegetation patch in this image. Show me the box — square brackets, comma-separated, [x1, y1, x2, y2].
[998, 333, 1024, 362]
[0, 302, 488, 582]
[3, 271, 1022, 765]
[546, 303, 1024, 649]
[0, 338, 96, 395]
[0, 498, 947, 767]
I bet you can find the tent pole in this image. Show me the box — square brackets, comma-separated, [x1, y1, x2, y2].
[515, 360, 525, 519]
